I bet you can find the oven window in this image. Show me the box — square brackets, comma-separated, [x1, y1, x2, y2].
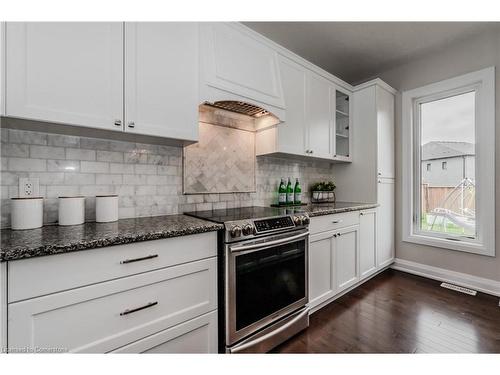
[235, 239, 306, 331]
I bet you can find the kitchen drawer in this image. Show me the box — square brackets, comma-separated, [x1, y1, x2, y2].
[8, 257, 217, 353]
[309, 212, 359, 235]
[8, 231, 217, 302]
[111, 310, 218, 353]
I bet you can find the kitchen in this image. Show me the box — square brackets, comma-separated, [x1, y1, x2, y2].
[0, 4, 500, 371]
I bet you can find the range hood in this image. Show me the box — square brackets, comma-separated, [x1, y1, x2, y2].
[204, 101, 270, 118]
[199, 100, 282, 133]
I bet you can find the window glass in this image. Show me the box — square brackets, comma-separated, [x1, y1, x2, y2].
[419, 91, 475, 238]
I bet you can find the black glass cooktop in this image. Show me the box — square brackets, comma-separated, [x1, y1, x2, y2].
[185, 206, 305, 223]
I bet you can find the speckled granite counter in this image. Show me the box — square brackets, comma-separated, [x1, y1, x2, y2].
[301, 202, 379, 217]
[0, 215, 223, 262]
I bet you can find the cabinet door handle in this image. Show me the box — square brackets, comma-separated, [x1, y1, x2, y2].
[333, 234, 337, 238]
[310, 150, 314, 154]
[120, 301, 158, 316]
[120, 254, 158, 264]
[114, 119, 122, 127]
[360, 212, 364, 216]
[128, 121, 135, 128]
[332, 219, 343, 224]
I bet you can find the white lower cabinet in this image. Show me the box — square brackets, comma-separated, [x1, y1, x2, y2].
[7, 233, 219, 353]
[111, 311, 217, 354]
[309, 231, 336, 308]
[335, 226, 360, 291]
[359, 209, 377, 279]
[309, 209, 392, 312]
[308, 224, 359, 310]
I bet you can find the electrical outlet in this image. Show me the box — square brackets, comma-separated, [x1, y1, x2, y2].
[19, 178, 40, 198]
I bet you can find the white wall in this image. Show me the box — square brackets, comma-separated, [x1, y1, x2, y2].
[377, 27, 500, 282]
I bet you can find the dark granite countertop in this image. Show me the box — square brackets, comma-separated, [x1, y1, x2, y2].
[302, 202, 379, 217]
[0, 215, 223, 262]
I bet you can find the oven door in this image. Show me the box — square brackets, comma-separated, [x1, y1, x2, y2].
[225, 229, 308, 346]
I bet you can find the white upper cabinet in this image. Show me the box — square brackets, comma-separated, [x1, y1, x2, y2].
[199, 23, 285, 112]
[5, 22, 124, 130]
[270, 55, 306, 155]
[124, 22, 198, 141]
[333, 89, 352, 161]
[305, 72, 333, 159]
[376, 87, 395, 178]
[256, 58, 353, 162]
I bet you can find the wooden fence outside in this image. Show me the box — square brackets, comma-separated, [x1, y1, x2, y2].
[421, 185, 475, 214]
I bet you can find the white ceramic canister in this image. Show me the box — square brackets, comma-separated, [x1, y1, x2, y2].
[58, 196, 85, 226]
[95, 195, 119, 223]
[11, 197, 44, 230]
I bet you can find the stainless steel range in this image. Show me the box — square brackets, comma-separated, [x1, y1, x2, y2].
[185, 206, 310, 353]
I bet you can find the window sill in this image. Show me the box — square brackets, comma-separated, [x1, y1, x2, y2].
[403, 233, 495, 257]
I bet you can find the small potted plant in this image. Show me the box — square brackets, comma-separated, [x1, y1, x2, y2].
[310, 181, 336, 203]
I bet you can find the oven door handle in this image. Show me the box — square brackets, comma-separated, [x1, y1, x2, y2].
[229, 231, 309, 253]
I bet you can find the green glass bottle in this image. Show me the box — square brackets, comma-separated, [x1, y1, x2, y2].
[286, 177, 294, 205]
[278, 178, 287, 206]
[294, 178, 302, 205]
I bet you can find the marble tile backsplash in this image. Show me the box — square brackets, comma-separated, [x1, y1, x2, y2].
[0, 128, 334, 228]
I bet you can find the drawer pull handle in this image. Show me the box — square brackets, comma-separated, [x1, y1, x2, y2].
[332, 219, 343, 224]
[120, 301, 158, 316]
[120, 254, 158, 264]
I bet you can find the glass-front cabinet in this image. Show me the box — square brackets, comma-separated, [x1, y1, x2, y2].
[333, 89, 352, 161]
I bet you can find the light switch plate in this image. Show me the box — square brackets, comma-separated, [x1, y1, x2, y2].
[19, 177, 40, 198]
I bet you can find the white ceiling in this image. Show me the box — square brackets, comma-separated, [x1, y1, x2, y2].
[243, 22, 499, 84]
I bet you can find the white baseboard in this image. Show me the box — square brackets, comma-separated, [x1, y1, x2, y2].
[391, 258, 500, 297]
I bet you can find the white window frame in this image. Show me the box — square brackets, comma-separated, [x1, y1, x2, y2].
[402, 67, 495, 256]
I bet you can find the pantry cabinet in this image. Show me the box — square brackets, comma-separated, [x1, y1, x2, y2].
[377, 179, 395, 268]
[5, 22, 124, 130]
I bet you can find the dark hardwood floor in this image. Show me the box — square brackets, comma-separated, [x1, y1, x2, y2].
[273, 269, 500, 353]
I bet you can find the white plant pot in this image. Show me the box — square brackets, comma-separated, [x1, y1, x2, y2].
[11, 197, 44, 230]
[58, 196, 85, 226]
[96, 195, 119, 223]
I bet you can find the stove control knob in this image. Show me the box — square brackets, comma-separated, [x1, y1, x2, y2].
[230, 225, 242, 238]
[242, 223, 254, 236]
[301, 215, 310, 225]
[293, 216, 303, 226]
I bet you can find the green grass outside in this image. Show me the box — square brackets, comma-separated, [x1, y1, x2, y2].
[420, 213, 473, 236]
